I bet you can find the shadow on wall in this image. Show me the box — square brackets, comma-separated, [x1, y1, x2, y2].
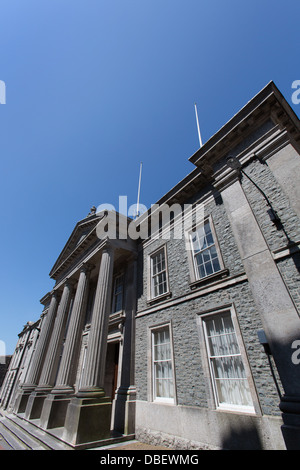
[221, 422, 263, 450]
[220, 329, 300, 450]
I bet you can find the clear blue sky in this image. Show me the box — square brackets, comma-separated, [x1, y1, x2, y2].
[0, 0, 299, 354]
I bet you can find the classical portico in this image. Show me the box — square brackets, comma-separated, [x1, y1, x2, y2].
[14, 210, 137, 447]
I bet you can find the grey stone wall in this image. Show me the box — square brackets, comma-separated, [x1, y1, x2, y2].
[136, 280, 282, 416]
[137, 195, 245, 313]
[135, 176, 286, 417]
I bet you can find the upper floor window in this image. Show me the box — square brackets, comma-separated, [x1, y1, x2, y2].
[150, 246, 169, 299]
[112, 274, 124, 313]
[190, 218, 222, 281]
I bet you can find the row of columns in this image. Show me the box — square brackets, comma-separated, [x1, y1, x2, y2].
[15, 245, 116, 444]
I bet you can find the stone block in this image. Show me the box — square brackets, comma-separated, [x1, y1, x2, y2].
[62, 395, 112, 446]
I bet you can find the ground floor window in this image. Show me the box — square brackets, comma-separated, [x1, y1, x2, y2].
[151, 324, 175, 403]
[202, 311, 255, 413]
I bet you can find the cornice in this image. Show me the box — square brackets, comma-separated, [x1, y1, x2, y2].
[189, 81, 300, 168]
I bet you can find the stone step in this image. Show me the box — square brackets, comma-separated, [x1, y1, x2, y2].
[0, 410, 135, 450]
[0, 415, 48, 450]
[10, 414, 73, 450]
[0, 413, 72, 450]
[0, 420, 29, 450]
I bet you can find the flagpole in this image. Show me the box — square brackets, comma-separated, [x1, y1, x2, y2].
[136, 161, 142, 219]
[194, 103, 203, 148]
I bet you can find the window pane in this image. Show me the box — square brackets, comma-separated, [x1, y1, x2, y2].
[113, 275, 123, 312]
[216, 378, 253, 407]
[191, 233, 200, 253]
[154, 342, 171, 361]
[205, 261, 213, 276]
[212, 257, 221, 272]
[114, 293, 122, 311]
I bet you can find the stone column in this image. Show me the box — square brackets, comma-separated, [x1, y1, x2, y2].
[52, 264, 92, 394]
[22, 280, 74, 422]
[221, 178, 300, 449]
[15, 291, 59, 414]
[39, 264, 92, 429]
[63, 245, 115, 445]
[77, 246, 114, 396]
[37, 280, 74, 393]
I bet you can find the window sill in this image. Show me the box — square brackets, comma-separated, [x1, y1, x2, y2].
[216, 404, 256, 415]
[110, 309, 124, 319]
[147, 291, 172, 306]
[109, 311, 125, 327]
[189, 268, 229, 290]
[153, 398, 175, 405]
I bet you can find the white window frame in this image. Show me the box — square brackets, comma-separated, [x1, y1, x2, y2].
[148, 245, 170, 301]
[149, 322, 176, 404]
[188, 216, 224, 284]
[199, 307, 257, 414]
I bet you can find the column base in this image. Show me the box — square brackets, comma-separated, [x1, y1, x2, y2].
[62, 394, 112, 446]
[39, 393, 71, 430]
[112, 386, 136, 435]
[24, 391, 47, 420]
[14, 390, 32, 414]
[280, 395, 300, 450]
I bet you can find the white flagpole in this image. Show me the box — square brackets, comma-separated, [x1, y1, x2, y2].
[194, 103, 203, 148]
[136, 161, 143, 219]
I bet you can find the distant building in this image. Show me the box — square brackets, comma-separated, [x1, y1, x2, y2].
[0, 322, 39, 409]
[1, 82, 300, 450]
[0, 356, 12, 388]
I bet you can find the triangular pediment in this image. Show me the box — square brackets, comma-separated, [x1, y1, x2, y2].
[49, 214, 102, 279]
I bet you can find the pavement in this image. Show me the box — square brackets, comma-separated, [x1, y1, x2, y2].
[0, 435, 171, 451]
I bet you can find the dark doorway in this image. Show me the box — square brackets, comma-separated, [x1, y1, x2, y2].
[104, 342, 120, 400]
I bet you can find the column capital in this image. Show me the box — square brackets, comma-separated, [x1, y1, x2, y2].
[50, 289, 59, 299]
[64, 277, 76, 288]
[79, 262, 95, 274]
[102, 241, 115, 256]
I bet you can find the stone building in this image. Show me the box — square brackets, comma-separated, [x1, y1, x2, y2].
[0, 357, 12, 388]
[0, 322, 40, 410]
[1, 81, 300, 450]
